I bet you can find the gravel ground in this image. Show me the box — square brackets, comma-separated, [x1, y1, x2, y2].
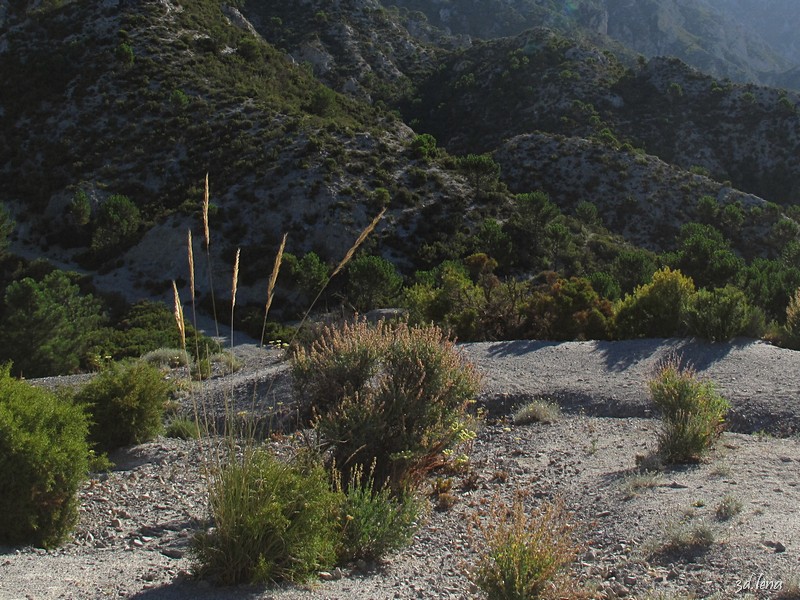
[3, 338, 799, 600]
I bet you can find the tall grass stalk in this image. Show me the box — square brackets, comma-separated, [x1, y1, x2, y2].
[260, 233, 287, 347]
[203, 173, 219, 337]
[293, 207, 385, 337]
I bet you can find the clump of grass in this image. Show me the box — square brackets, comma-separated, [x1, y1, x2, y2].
[166, 415, 201, 440]
[659, 518, 715, 555]
[334, 462, 422, 562]
[140, 347, 190, 368]
[470, 495, 577, 600]
[619, 470, 661, 500]
[210, 350, 242, 373]
[191, 449, 340, 585]
[649, 355, 729, 463]
[511, 398, 561, 425]
[715, 494, 742, 521]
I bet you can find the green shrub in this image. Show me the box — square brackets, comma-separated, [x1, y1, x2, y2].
[91, 194, 141, 253]
[649, 358, 729, 463]
[523, 275, 614, 341]
[471, 496, 577, 600]
[345, 254, 403, 312]
[684, 285, 752, 342]
[0, 270, 106, 377]
[293, 320, 481, 488]
[192, 449, 340, 585]
[0, 366, 89, 548]
[76, 361, 171, 452]
[335, 462, 422, 562]
[107, 301, 220, 361]
[410, 133, 438, 160]
[140, 347, 190, 368]
[165, 416, 200, 440]
[616, 267, 695, 339]
[785, 287, 800, 349]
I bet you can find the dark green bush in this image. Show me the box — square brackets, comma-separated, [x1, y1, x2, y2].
[76, 361, 171, 452]
[0, 270, 106, 377]
[345, 254, 403, 312]
[192, 450, 340, 585]
[293, 320, 481, 488]
[106, 301, 219, 361]
[684, 285, 753, 342]
[0, 366, 89, 548]
[649, 358, 729, 463]
[523, 275, 614, 341]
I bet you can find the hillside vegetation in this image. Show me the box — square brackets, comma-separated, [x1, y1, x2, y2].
[0, 0, 798, 377]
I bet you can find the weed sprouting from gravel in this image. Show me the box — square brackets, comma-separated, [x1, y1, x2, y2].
[511, 397, 562, 425]
[470, 494, 577, 600]
[619, 470, 661, 500]
[715, 494, 743, 521]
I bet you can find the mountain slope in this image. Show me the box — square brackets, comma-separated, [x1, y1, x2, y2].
[404, 31, 800, 205]
[386, 0, 799, 88]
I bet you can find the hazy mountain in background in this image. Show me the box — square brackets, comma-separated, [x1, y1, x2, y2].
[385, 0, 800, 89]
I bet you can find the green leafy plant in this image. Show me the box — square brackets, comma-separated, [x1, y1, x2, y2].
[784, 287, 800, 349]
[0, 270, 106, 377]
[334, 462, 422, 562]
[649, 357, 729, 463]
[471, 495, 577, 600]
[616, 267, 696, 339]
[75, 360, 172, 452]
[293, 319, 481, 488]
[684, 285, 753, 342]
[0, 366, 89, 548]
[165, 415, 201, 440]
[192, 449, 340, 585]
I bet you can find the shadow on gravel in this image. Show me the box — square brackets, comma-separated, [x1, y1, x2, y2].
[592, 337, 754, 372]
[484, 340, 561, 356]
[130, 581, 267, 600]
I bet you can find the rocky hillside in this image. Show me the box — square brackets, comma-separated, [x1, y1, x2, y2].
[0, 0, 798, 313]
[0, 0, 495, 305]
[404, 30, 800, 204]
[386, 0, 800, 89]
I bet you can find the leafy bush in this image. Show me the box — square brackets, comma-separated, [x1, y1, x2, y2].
[345, 254, 403, 312]
[522, 275, 614, 341]
[76, 361, 171, 452]
[192, 450, 340, 585]
[649, 358, 729, 463]
[410, 133, 438, 161]
[0, 366, 89, 548]
[616, 267, 695, 339]
[293, 320, 481, 488]
[335, 463, 421, 562]
[470, 496, 577, 600]
[0, 270, 106, 377]
[107, 300, 219, 361]
[683, 285, 753, 342]
[91, 194, 141, 253]
[785, 287, 800, 349]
